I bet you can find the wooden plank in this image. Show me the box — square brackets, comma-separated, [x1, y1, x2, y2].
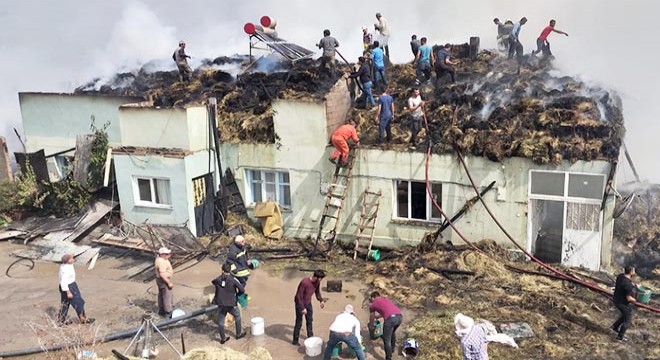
[93, 233, 152, 252]
[102, 148, 113, 187]
[0, 230, 26, 241]
[72, 134, 95, 188]
[87, 252, 100, 270]
[63, 199, 117, 243]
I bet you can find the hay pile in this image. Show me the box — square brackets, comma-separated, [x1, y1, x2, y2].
[350, 47, 624, 165]
[181, 346, 272, 360]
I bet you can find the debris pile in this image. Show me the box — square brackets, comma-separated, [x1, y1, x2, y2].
[351, 47, 625, 164]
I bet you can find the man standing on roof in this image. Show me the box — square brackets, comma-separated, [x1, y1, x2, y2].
[227, 235, 251, 288]
[155, 247, 174, 318]
[376, 88, 394, 144]
[532, 19, 569, 58]
[57, 254, 95, 325]
[493, 18, 509, 51]
[362, 26, 373, 50]
[371, 41, 387, 88]
[611, 265, 637, 342]
[435, 43, 456, 85]
[414, 37, 434, 85]
[374, 12, 391, 58]
[349, 57, 375, 109]
[322, 304, 365, 360]
[508, 17, 527, 62]
[317, 29, 339, 78]
[410, 35, 421, 60]
[329, 120, 360, 167]
[369, 291, 402, 360]
[292, 270, 327, 346]
[173, 41, 192, 82]
[407, 88, 425, 147]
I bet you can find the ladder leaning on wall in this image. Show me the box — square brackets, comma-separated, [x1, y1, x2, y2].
[310, 150, 356, 257]
[353, 188, 382, 260]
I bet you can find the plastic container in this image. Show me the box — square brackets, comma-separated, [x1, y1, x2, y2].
[348, 344, 366, 357]
[249, 259, 260, 269]
[171, 308, 185, 319]
[402, 338, 419, 357]
[332, 342, 342, 357]
[251, 316, 265, 336]
[370, 320, 383, 339]
[637, 286, 652, 304]
[237, 293, 248, 308]
[367, 249, 381, 261]
[304, 337, 323, 357]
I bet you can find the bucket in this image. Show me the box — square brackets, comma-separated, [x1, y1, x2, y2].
[249, 259, 260, 270]
[348, 344, 366, 357]
[303, 337, 323, 357]
[251, 316, 265, 336]
[332, 342, 342, 357]
[237, 294, 248, 308]
[370, 320, 383, 339]
[367, 249, 381, 261]
[402, 338, 419, 357]
[637, 286, 652, 304]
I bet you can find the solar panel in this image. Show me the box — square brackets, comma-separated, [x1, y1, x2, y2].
[251, 31, 315, 63]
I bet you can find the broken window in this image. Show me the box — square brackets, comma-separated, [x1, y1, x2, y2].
[394, 180, 442, 222]
[134, 177, 172, 207]
[246, 169, 291, 209]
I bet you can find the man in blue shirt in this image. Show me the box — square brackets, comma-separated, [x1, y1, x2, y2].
[434, 43, 456, 85]
[371, 41, 387, 87]
[508, 17, 527, 63]
[376, 88, 394, 144]
[414, 37, 434, 85]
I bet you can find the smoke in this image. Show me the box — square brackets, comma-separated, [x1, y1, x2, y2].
[1, 0, 659, 181]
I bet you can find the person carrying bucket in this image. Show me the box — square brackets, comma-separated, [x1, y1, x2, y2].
[368, 291, 402, 360]
[322, 304, 365, 360]
[211, 263, 247, 344]
[611, 265, 637, 342]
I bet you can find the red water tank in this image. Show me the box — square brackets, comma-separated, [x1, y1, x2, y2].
[243, 22, 256, 35]
[260, 16, 277, 28]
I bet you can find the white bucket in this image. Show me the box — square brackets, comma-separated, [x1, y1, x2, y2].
[251, 316, 265, 336]
[304, 337, 323, 357]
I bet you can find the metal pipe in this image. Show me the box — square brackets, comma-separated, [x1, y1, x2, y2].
[0, 305, 219, 358]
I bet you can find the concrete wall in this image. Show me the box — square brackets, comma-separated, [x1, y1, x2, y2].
[0, 137, 12, 180]
[323, 79, 352, 139]
[19, 92, 143, 154]
[118, 105, 208, 151]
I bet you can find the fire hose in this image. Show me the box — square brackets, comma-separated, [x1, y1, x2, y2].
[420, 107, 660, 314]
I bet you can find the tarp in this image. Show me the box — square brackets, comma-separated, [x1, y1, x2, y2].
[253, 201, 284, 240]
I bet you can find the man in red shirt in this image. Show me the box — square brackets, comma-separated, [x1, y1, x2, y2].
[292, 270, 326, 345]
[532, 19, 568, 58]
[369, 291, 402, 360]
[329, 121, 360, 167]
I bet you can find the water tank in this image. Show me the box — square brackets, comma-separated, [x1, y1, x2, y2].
[244, 22, 256, 35]
[260, 16, 277, 28]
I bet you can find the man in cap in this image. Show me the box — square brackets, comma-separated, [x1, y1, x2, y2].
[173, 41, 192, 82]
[57, 253, 94, 325]
[322, 304, 365, 360]
[292, 270, 326, 346]
[362, 26, 373, 50]
[155, 247, 174, 318]
[454, 313, 489, 359]
[369, 291, 402, 360]
[374, 12, 391, 58]
[226, 235, 252, 288]
[211, 263, 247, 344]
[317, 29, 340, 77]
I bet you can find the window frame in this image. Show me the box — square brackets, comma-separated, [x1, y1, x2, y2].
[244, 169, 292, 209]
[392, 180, 443, 222]
[132, 176, 173, 209]
[528, 170, 605, 204]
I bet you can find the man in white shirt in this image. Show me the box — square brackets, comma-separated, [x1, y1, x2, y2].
[322, 304, 365, 360]
[407, 88, 425, 146]
[57, 253, 94, 325]
[374, 12, 391, 58]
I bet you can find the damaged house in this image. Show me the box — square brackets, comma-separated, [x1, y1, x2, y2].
[17, 42, 624, 271]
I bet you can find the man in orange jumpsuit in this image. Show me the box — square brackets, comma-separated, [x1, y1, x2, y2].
[329, 121, 360, 167]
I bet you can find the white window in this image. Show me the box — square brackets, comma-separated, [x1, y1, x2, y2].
[394, 180, 442, 222]
[529, 171, 605, 202]
[245, 169, 291, 209]
[133, 177, 172, 208]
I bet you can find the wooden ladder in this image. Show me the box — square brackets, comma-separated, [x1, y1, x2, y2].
[312, 151, 357, 256]
[353, 188, 382, 260]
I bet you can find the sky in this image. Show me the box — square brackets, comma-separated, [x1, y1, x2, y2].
[0, 0, 658, 183]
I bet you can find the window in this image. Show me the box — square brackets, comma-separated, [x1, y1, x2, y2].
[530, 171, 605, 201]
[394, 180, 442, 221]
[245, 169, 291, 208]
[133, 177, 172, 208]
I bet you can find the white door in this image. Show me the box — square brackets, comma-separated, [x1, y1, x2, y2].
[562, 202, 602, 270]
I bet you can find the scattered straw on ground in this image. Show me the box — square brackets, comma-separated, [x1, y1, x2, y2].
[181, 346, 272, 360]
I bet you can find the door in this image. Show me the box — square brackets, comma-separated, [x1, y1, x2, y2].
[193, 174, 215, 236]
[562, 202, 602, 270]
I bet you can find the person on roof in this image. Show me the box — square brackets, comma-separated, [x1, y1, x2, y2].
[317, 29, 339, 77]
[376, 88, 394, 144]
[493, 18, 512, 51]
[414, 37, 434, 85]
[374, 12, 391, 58]
[329, 121, 360, 167]
[532, 19, 569, 58]
[371, 40, 387, 87]
[407, 88, 425, 146]
[349, 56, 375, 109]
[173, 41, 192, 82]
[362, 26, 373, 50]
[508, 17, 527, 62]
[226, 235, 251, 287]
[435, 43, 456, 85]
[410, 35, 421, 59]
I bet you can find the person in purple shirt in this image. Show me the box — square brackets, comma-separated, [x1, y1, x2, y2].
[375, 89, 394, 143]
[292, 270, 326, 345]
[369, 291, 402, 360]
[371, 41, 387, 87]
